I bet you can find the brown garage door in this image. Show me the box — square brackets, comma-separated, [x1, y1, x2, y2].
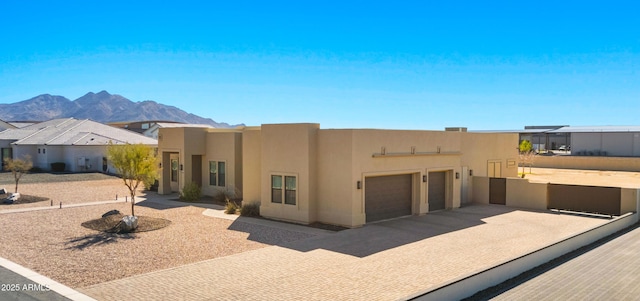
[428, 171, 446, 211]
[365, 174, 412, 222]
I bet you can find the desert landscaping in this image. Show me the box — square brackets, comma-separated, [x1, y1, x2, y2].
[0, 173, 316, 288]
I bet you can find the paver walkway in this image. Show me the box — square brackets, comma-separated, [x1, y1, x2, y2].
[491, 224, 640, 300]
[80, 205, 610, 301]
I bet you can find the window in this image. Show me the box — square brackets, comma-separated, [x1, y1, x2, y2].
[209, 161, 226, 187]
[271, 175, 282, 203]
[285, 176, 296, 205]
[171, 159, 178, 182]
[141, 123, 150, 130]
[271, 174, 296, 205]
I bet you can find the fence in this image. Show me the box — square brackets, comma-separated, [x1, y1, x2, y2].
[472, 176, 639, 216]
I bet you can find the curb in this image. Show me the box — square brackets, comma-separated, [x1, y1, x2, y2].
[0, 257, 97, 301]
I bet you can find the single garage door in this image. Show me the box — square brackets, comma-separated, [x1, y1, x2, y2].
[428, 171, 446, 211]
[365, 174, 412, 222]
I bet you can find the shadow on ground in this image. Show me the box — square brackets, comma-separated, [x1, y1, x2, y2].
[228, 204, 580, 258]
[65, 233, 137, 250]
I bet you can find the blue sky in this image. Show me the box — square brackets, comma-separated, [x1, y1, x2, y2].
[1, 1, 638, 130]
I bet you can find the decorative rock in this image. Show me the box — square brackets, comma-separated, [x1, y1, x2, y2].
[101, 209, 121, 218]
[0, 188, 6, 194]
[3, 193, 19, 204]
[120, 215, 139, 232]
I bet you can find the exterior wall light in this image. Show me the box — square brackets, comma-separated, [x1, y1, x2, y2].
[469, 169, 473, 176]
[455, 172, 460, 179]
[180, 164, 183, 171]
[357, 181, 362, 189]
[159, 163, 162, 168]
[422, 175, 427, 182]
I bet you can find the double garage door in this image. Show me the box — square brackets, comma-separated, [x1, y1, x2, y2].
[365, 172, 447, 223]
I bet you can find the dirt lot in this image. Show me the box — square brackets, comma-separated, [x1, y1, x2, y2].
[524, 167, 640, 188]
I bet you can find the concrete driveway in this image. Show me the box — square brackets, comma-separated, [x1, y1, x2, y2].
[80, 204, 610, 301]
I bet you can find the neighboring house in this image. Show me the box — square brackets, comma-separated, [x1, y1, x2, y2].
[143, 122, 213, 139]
[109, 120, 213, 139]
[158, 123, 517, 228]
[0, 118, 157, 172]
[0, 119, 17, 131]
[548, 126, 640, 157]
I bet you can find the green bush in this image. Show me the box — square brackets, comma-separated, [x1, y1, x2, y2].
[179, 182, 201, 202]
[50, 162, 66, 172]
[240, 202, 260, 217]
[224, 200, 239, 214]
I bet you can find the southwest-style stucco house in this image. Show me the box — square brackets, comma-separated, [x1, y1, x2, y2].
[157, 123, 518, 227]
[0, 118, 157, 172]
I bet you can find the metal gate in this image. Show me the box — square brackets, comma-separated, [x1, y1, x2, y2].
[548, 184, 621, 215]
[489, 178, 506, 205]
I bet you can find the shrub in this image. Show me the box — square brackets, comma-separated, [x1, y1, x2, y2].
[179, 182, 201, 202]
[50, 162, 66, 172]
[240, 202, 260, 217]
[224, 200, 239, 214]
[29, 166, 43, 173]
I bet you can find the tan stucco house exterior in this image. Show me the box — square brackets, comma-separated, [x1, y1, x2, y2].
[158, 123, 517, 227]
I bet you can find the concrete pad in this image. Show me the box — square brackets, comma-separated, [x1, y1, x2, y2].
[80, 204, 609, 301]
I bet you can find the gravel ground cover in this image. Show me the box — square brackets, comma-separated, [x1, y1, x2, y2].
[0, 201, 315, 288]
[0, 173, 135, 210]
[0, 175, 317, 289]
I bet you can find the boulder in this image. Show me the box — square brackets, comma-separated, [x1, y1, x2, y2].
[0, 188, 6, 194]
[101, 209, 121, 218]
[3, 193, 19, 204]
[120, 215, 139, 232]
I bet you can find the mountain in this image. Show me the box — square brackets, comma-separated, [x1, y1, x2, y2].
[0, 91, 241, 128]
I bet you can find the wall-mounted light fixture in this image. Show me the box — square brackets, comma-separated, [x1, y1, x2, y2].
[159, 162, 162, 168]
[469, 169, 473, 176]
[422, 175, 427, 182]
[357, 181, 362, 189]
[455, 172, 460, 179]
[180, 164, 183, 171]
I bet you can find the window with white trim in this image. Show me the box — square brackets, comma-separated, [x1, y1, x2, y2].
[271, 175, 296, 205]
[209, 161, 226, 187]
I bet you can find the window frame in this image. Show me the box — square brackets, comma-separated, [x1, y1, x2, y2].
[270, 173, 298, 206]
[209, 160, 227, 187]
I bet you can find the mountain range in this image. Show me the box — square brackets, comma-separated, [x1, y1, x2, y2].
[0, 91, 241, 128]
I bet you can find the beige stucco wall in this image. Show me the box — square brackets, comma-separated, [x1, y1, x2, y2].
[535, 155, 640, 172]
[461, 132, 519, 178]
[316, 130, 355, 227]
[505, 178, 548, 210]
[259, 123, 319, 224]
[620, 188, 639, 215]
[471, 176, 490, 204]
[242, 128, 262, 204]
[201, 131, 242, 197]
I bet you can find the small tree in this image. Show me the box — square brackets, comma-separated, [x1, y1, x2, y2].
[518, 140, 536, 177]
[107, 143, 158, 216]
[4, 155, 33, 193]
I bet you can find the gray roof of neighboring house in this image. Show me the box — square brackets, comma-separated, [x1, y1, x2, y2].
[0, 119, 17, 130]
[548, 126, 640, 133]
[0, 118, 157, 146]
[153, 122, 214, 128]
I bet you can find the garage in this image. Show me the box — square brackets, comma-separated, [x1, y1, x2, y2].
[365, 174, 412, 222]
[428, 171, 447, 211]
